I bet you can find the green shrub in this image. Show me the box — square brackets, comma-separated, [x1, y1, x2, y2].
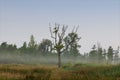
[62, 62, 73, 69]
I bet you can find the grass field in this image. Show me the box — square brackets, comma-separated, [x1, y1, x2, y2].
[0, 63, 120, 80]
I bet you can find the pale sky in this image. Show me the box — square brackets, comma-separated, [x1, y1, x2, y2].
[0, 0, 120, 53]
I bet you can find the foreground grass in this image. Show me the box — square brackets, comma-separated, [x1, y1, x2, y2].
[0, 64, 120, 80]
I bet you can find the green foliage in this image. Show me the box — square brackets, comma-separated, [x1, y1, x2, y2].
[19, 42, 27, 53]
[38, 39, 52, 55]
[49, 25, 81, 68]
[28, 35, 36, 48]
[0, 42, 17, 53]
[62, 62, 73, 69]
[89, 49, 98, 62]
[88, 44, 108, 63]
[0, 34, 119, 65]
[54, 44, 64, 50]
[28, 35, 37, 53]
[64, 32, 81, 57]
[107, 46, 114, 63]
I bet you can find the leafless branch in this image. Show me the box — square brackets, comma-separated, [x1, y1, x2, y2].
[49, 27, 55, 39]
[61, 25, 68, 40]
[75, 25, 79, 33]
[72, 26, 75, 32]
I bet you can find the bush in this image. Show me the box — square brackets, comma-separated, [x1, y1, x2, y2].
[62, 62, 73, 69]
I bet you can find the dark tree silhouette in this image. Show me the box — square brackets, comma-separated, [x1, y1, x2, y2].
[49, 23, 80, 68]
[38, 39, 52, 55]
[107, 46, 114, 63]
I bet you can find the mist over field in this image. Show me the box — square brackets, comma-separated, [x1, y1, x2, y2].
[0, 46, 119, 65]
[0, 34, 119, 66]
[0, 52, 65, 64]
[0, 0, 120, 79]
[0, 52, 79, 65]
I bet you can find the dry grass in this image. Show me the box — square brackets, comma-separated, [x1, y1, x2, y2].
[0, 64, 120, 80]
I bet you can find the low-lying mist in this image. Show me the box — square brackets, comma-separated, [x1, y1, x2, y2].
[0, 52, 120, 66]
[0, 52, 83, 65]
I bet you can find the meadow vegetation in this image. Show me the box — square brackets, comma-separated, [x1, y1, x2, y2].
[0, 63, 120, 80]
[0, 26, 119, 80]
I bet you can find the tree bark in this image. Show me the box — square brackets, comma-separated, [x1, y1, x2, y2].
[58, 51, 61, 68]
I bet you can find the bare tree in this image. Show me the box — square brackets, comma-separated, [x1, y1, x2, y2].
[49, 23, 80, 68]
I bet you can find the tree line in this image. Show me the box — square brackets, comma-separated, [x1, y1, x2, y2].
[84, 44, 119, 64]
[0, 35, 119, 64]
[0, 24, 119, 67]
[0, 34, 80, 56]
[0, 38, 119, 61]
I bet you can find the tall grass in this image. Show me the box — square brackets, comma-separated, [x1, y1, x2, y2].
[0, 64, 120, 80]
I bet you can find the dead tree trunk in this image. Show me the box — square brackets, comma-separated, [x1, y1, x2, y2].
[49, 23, 80, 68]
[58, 50, 61, 68]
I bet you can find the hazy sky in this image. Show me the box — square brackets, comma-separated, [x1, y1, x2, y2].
[0, 0, 120, 53]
